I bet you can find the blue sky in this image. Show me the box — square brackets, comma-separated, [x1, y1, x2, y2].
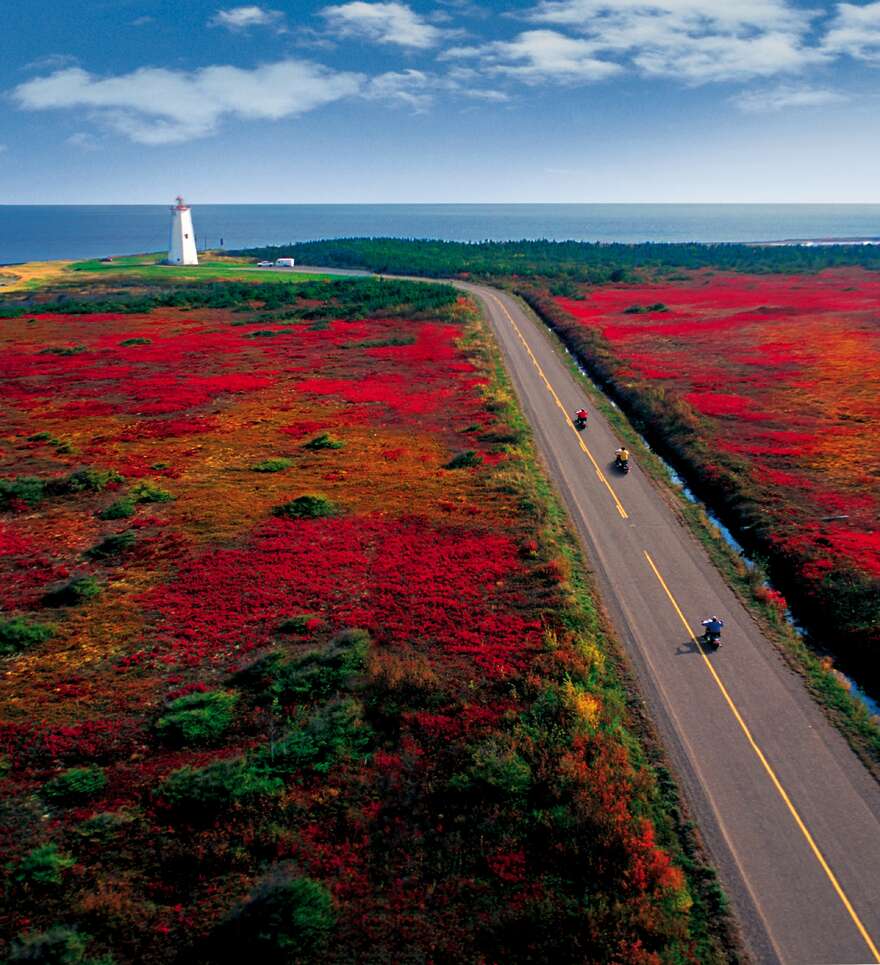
[2, 0, 879, 202]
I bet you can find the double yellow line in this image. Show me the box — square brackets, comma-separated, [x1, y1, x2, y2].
[486, 288, 880, 963]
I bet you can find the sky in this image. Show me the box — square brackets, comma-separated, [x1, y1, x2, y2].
[1, 0, 879, 203]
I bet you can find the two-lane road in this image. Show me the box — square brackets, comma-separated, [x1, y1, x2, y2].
[459, 282, 880, 964]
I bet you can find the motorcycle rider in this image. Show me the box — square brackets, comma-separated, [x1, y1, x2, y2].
[615, 447, 629, 465]
[575, 408, 588, 425]
[701, 616, 724, 643]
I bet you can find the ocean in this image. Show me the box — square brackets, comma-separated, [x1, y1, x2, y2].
[1, 203, 879, 265]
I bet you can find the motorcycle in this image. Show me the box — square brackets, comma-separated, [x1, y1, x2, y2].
[701, 629, 721, 648]
[614, 455, 630, 474]
[574, 413, 588, 431]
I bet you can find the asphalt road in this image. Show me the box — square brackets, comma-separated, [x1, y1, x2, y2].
[455, 282, 880, 965]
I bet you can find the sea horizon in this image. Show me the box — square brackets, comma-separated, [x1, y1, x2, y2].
[2, 202, 880, 265]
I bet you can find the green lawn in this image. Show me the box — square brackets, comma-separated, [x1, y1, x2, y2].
[69, 253, 333, 284]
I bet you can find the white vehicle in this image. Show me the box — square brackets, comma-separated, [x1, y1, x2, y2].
[256, 261, 274, 267]
[275, 257, 296, 268]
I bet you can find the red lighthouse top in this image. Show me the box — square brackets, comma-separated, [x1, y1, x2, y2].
[173, 195, 189, 211]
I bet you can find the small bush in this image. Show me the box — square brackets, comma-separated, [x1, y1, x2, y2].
[303, 433, 344, 451]
[260, 698, 370, 776]
[119, 337, 151, 346]
[270, 629, 369, 703]
[252, 458, 293, 473]
[452, 738, 532, 797]
[245, 329, 294, 338]
[277, 613, 321, 634]
[0, 617, 54, 656]
[97, 498, 134, 520]
[8, 925, 91, 963]
[43, 577, 102, 607]
[445, 450, 483, 470]
[54, 469, 123, 495]
[0, 477, 45, 509]
[209, 870, 335, 964]
[13, 843, 75, 886]
[349, 334, 416, 348]
[74, 811, 135, 844]
[42, 766, 107, 804]
[158, 757, 282, 813]
[272, 494, 337, 520]
[130, 481, 173, 504]
[155, 690, 238, 746]
[40, 345, 87, 356]
[84, 531, 136, 560]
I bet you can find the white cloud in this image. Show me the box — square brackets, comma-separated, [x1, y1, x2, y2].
[321, 2, 446, 48]
[364, 69, 436, 109]
[12, 61, 363, 145]
[444, 30, 621, 83]
[529, 0, 808, 33]
[23, 53, 78, 72]
[732, 83, 848, 112]
[634, 31, 827, 82]
[209, 6, 284, 30]
[363, 68, 509, 109]
[66, 132, 100, 150]
[823, 2, 880, 61]
[521, 0, 825, 83]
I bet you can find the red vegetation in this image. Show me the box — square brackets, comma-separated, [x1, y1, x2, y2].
[0, 289, 697, 962]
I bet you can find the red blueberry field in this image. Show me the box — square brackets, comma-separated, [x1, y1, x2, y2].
[0, 276, 714, 963]
[552, 269, 880, 672]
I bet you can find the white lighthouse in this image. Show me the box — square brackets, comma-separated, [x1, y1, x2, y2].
[168, 196, 198, 266]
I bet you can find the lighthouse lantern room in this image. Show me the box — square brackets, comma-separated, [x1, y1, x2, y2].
[168, 196, 198, 266]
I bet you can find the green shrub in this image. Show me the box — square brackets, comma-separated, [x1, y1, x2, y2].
[73, 811, 135, 844]
[270, 629, 369, 702]
[209, 870, 335, 964]
[54, 468, 123, 494]
[130, 481, 173, 503]
[0, 477, 45, 509]
[453, 738, 532, 797]
[43, 576, 102, 607]
[251, 458, 293, 473]
[158, 757, 282, 813]
[84, 531, 136, 560]
[42, 766, 107, 804]
[8, 925, 91, 964]
[444, 450, 483, 470]
[40, 345, 86, 356]
[277, 613, 320, 634]
[303, 433, 344, 451]
[0, 617, 54, 656]
[348, 334, 416, 348]
[260, 698, 370, 776]
[97, 498, 134, 520]
[13, 843, 75, 886]
[272, 494, 337, 520]
[119, 337, 151, 346]
[155, 690, 238, 745]
[245, 329, 294, 338]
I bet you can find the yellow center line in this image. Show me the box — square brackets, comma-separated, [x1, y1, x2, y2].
[643, 549, 880, 963]
[485, 291, 629, 520]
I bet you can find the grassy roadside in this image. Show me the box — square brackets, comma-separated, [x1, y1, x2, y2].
[509, 289, 880, 779]
[465, 303, 740, 963]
